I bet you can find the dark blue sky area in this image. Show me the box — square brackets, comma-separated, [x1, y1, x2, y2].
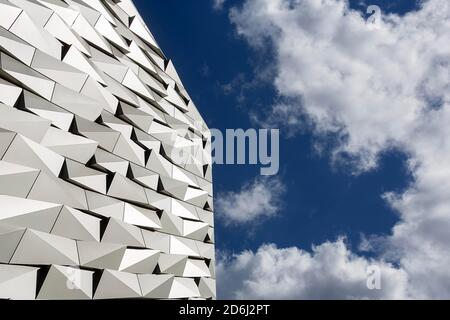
[135, 0, 416, 254]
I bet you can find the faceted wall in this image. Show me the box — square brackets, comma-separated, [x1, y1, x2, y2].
[0, 0, 215, 299]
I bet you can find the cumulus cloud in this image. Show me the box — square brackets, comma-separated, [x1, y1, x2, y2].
[221, 0, 450, 299]
[230, 0, 449, 171]
[215, 176, 285, 224]
[217, 239, 409, 299]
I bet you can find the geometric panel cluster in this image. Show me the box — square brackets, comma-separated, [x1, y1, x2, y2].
[0, 0, 214, 300]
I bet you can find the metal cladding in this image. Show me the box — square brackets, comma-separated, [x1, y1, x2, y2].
[0, 0, 215, 300]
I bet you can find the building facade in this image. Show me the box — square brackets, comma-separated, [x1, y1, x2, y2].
[0, 0, 215, 299]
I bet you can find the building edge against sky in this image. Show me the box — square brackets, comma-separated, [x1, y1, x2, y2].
[0, 0, 215, 299]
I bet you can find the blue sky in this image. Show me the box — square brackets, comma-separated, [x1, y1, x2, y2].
[135, 0, 413, 252]
[134, 0, 450, 299]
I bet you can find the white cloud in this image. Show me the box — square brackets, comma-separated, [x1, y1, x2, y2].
[223, 0, 450, 299]
[217, 239, 409, 299]
[215, 176, 285, 224]
[213, 0, 227, 11]
[230, 0, 450, 171]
